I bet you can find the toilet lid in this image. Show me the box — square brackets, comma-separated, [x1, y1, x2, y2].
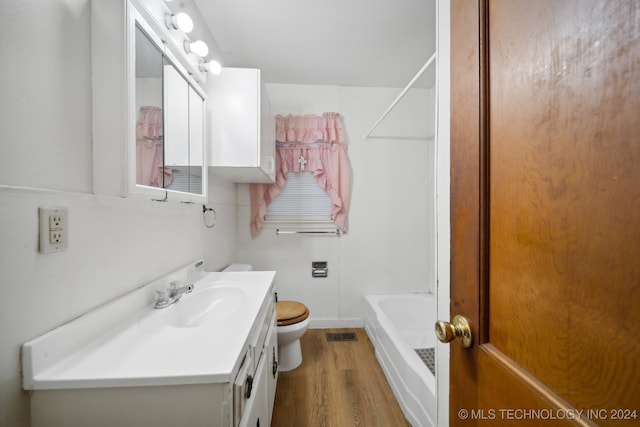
[276, 301, 309, 326]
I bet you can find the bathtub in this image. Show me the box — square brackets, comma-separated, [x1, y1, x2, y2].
[365, 293, 436, 427]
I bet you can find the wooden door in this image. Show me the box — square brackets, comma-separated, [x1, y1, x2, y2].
[449, 1, 640, 425]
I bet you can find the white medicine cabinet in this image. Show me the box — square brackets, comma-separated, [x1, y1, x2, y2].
[92, 0, 207, 202]
[209, 68, 276, 184]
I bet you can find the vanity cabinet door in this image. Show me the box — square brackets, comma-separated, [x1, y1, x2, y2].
[188, 86, 205, 194]
[238, 353, 268, 427]
[164, 64, 190, 168]
[265, 311, 278, 425]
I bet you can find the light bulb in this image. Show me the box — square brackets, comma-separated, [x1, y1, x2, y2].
[184, 40, 209, 57]
[199, 60, 222, 75]
[206, 60, 222, 75]
[174, 13, 193, 33]
[165, 13, 193, 33]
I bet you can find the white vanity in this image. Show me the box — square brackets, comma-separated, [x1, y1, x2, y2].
[23, 261, 279, 427]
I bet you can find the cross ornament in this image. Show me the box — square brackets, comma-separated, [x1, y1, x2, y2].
[298, 154, 308, 171]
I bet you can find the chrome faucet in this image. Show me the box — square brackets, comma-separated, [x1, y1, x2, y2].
[154, 281, 194, 309]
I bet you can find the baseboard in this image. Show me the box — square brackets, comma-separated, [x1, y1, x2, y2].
[309, 318, 364, 329]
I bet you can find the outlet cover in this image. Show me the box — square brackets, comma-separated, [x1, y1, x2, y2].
[39, 207, 68, 253]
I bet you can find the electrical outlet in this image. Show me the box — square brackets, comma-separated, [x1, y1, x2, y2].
[49, 215, 63, 229]
[39, 207, 68, 253]
[49, 230, 64, 244]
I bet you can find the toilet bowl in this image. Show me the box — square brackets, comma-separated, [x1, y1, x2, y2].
[222, 264, 310, 372]
[276, 301, 310, 372]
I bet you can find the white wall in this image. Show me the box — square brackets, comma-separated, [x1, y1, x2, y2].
[235, 83, 437, 326]
[0, 1, 236, 426]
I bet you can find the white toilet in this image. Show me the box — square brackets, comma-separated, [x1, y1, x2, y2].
[223, 264, 310, 372]
[275, 300, 310, 371]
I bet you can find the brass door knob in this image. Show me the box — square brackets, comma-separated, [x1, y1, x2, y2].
[435, 315, 473, 348]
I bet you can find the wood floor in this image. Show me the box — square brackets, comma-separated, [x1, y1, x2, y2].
[271, 328, 410, 427]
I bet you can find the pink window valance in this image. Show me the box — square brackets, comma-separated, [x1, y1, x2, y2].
[136, 106, 173, 188]
[250, 112, 350, 238]
[276, 112, 344, 144]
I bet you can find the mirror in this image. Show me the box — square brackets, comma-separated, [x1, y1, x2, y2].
[134, 25, 165, 188]
[163, 61, 205, 195]
[133, 22, 207, 198]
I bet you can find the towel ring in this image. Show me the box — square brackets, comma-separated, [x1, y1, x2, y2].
[203, 205, 216, 228]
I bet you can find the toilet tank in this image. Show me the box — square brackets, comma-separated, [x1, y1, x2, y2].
[223, 263, 253, 272]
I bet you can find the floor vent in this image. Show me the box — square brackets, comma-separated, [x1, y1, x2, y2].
[415, 348, 436, 375]
[326, 332, 358, 342]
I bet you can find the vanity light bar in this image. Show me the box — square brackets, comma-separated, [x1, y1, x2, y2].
[160, 2, 222, 73]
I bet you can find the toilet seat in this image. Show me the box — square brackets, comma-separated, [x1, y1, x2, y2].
[276, 301, 309, 326]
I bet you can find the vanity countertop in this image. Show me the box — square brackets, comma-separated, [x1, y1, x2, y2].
[23, 270, 276, 390]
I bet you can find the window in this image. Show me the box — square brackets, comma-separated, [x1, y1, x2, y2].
[249, 112, 350, 237]
[265, 172, 332, 222]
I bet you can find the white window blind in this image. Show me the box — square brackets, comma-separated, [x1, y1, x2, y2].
[265, 172, 332, 221]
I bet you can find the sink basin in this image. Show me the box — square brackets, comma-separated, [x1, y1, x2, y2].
[169, 285, 246, 328]
[139, 282, 247, 330]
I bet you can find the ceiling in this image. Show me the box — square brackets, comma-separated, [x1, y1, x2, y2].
[192, 0, 436, 88]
